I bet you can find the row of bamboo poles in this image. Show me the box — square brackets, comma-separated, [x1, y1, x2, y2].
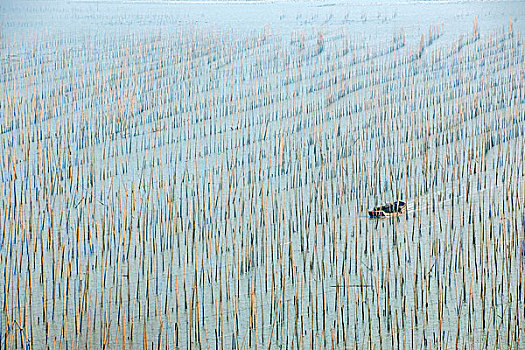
[0, 19, 524, 349]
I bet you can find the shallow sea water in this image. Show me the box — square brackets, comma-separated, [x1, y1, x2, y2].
[0, 0, 524, 349]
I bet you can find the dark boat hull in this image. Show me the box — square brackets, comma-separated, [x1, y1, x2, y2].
[368, 201, 407, 217]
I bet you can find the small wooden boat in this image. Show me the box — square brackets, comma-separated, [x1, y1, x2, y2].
[368, 200, 407, 217]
